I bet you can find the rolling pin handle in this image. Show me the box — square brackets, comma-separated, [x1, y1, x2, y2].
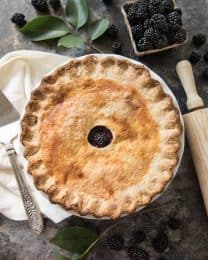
[176, 60, 204, 110]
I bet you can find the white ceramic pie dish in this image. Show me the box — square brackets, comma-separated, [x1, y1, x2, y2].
[18, 54, 184, 220]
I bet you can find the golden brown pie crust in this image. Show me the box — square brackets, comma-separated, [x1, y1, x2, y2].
[20, 55, 182, 218]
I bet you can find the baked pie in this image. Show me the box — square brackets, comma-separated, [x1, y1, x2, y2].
[20, 55, 182, 218]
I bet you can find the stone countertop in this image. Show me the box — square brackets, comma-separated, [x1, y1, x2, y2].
[0, 0, 208, 259]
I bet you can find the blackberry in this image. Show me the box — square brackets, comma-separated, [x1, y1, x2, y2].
[174, 8, 183, 15]
[152, 231, 169, 253]
[155, 34, 168, 49]
[127, 9, 137, 25]
[169, 28, 186, 44]
[112, 42, 122, 54]
[143, 19, 151, 31]
[127, 3, 139, 25]
[127, 247, 149, 260]
[131, 0, 148, 12]
[103, 0, 113, 4]
[106, 24, 118, 39]
[134, 230, 146, 243]
[88, 126, 113, 148]
[132, 24, 144, 41]
[149, 0, 161, 6]
[167, 11, 182, 31]
[148, 0, 162, 16]
[11, 13, 26, 27]
[31, 0, 48, 12]
[137, 0, 148, 8]
[189, 51, 201, 64]
[135, 5, 149, 22]
[137, 37, 153, 51]
[150, 14, 168, 33]
[192, 34, 207, 46]
[130, 2, 142, 11]
[174, 28, 187, 43]
[107, 234, 124, 251]
[49, 0, 61, 10]
[203, 51, 208, 62]
[168, 217, 181, 230]
[149, 5, 161, 16]
[161, 0, 174, 14]
[203, 68, 208, 79]
[144, 27, 160, 44]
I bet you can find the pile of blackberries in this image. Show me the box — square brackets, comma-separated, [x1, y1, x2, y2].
[11, 0, 61, 27]
[107, 216, 181, 260]
[125, 0, 187, 52]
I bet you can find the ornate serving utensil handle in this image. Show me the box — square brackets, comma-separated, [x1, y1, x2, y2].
[5, 144, 43, 234]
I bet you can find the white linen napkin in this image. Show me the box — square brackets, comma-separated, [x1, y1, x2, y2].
[0, 50, 75, 223]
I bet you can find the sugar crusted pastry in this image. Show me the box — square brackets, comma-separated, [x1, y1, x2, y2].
[21, 55, 182, 219]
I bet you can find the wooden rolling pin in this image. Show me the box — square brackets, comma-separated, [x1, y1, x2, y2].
[176, 60, 208, 215]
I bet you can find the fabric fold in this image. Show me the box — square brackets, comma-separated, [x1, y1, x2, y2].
[0, 50, 73, 223]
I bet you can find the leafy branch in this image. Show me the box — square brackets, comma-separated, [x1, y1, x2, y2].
[51, 225, 115, 260]
[50, 200, 177, 260]
[20, 0, 109, 52]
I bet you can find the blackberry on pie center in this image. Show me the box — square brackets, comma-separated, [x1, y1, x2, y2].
[88, 125, 113, 148]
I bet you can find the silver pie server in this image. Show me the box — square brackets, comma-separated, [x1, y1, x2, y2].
[0, 91, 43, 234]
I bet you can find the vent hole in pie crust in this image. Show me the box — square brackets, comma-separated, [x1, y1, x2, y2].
[87, 125, 113, 148]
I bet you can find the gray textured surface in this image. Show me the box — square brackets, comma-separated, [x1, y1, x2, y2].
[0, 0, 208, 259]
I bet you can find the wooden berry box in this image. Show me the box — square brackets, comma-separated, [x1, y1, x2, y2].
[121, 0, 188, 56]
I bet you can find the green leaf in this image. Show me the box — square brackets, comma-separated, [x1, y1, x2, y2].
[54, 252, 69, 260]
[50, 226, 98, 254]
[58, 34, 85, 48]
[66, 0, 88, 29]
[20, 16, 70, 41]
[88, 18, 109, 42]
